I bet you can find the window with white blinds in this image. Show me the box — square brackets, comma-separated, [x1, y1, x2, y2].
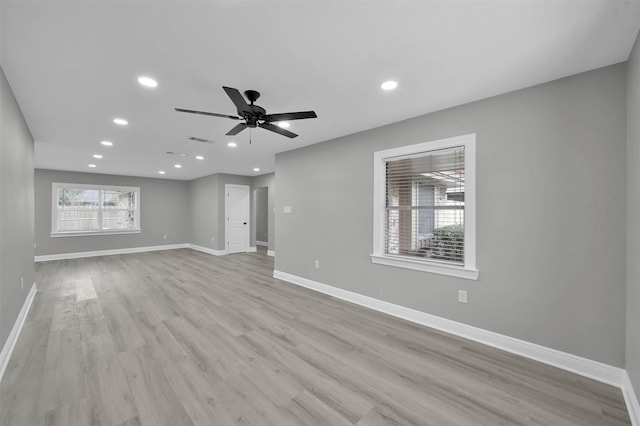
[51, 183, 141, 236]
[385, 146, 465, 264]
[371, 134, 478, 280]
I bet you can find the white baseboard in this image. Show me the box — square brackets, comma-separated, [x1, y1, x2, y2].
[0, 283, 37, 384]
[623, 372, 640, 426]
[34, 243, 258, 262]
[186, 245, 257, 256]
[187, 244, 227, 256]
[273, 270, 626, 389]
[267, 250, 275, 257]
[256, 241, 268, 246]
[34, 244, 190, 262]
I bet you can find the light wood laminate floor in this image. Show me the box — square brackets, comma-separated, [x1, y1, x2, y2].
[0, 249, 631, 425]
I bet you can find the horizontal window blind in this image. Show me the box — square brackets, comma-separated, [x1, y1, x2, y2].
[384, 146, 465, 264]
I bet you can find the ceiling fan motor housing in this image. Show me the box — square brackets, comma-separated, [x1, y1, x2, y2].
[241, 90, 264, 127]
[244, 104, 266, 127]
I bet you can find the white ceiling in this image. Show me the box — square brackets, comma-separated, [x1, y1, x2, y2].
[2, 1, 639, 180]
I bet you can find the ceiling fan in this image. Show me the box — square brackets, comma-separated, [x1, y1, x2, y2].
[175, 86, 317, 139]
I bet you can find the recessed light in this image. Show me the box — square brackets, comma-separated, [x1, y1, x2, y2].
[174, 164, 182, 168]
[277, 122, 290, 128]
[158, 171, 166, 175]
[88, 164, 96, 168]
[93, 154, 103, 159]
[380, 80, 398, 91]
[196, 155, 204, 160]
[227, 142, 237, 148]
[113, 118, 128, 126]
[100, 141, 113, 146]
[253, 168, 260, 172]
[137, 76, 158, 88]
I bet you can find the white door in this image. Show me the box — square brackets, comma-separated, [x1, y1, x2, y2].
[226, 184, 250, 254]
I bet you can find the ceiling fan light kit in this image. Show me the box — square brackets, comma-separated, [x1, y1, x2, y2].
[176, 86, 317, 140]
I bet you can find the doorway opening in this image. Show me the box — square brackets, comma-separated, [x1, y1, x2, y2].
[255, 186, 269, 249]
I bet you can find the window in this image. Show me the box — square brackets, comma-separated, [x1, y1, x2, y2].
[371, 134, 477, 280]
[51, 183, 140, 236]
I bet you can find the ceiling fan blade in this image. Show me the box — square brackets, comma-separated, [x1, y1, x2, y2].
[226, 123, 248, 136]
[222, 86, 252, 114]
[259, 122, 298, 138]
[263, 111, 317, 122]
[175, 108, 240, 120]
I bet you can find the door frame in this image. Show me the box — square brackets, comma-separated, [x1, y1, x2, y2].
[225, 184, 250, 254]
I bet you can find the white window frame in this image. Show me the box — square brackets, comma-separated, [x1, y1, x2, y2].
[371, 133, 478, 280]
[51, 182, 141, 237]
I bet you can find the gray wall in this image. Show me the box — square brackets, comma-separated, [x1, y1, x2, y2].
[251, 172, 275, 252]
[0, 65, 35, 349]
[35, 170, 257, 256]
[275, 64, 627, 367]
[189, 173, 219, 250]
[627, 30, 640, 396]
[35, 169, 190, 256]
[255, 187, 268, 243]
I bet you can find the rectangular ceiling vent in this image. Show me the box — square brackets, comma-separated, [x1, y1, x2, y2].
[189, 136, 215, 144]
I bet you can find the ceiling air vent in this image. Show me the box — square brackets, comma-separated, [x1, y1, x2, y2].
[188, 137, 215, 144]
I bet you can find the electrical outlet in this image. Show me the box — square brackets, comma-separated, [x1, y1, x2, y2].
[458, 290, 467, 304]
[314, 260, 320, 269]
[211, 236, 215, 243]
[163, 234, 167, 240]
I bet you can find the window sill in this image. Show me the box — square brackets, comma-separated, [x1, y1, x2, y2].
[51, 230, 141, 238]
[370, 254, 478, 280]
